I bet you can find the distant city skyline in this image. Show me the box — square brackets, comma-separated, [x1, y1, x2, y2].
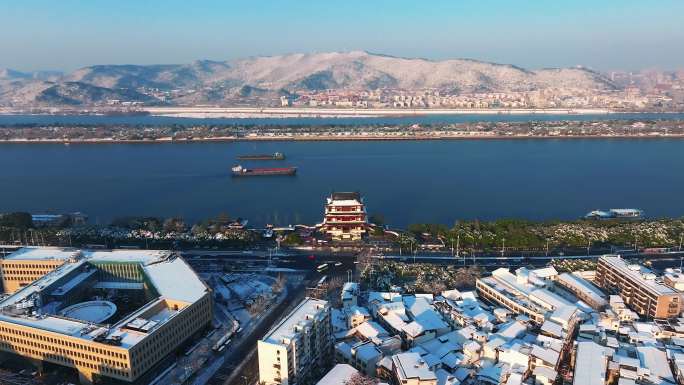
[1, 0, 684, 72]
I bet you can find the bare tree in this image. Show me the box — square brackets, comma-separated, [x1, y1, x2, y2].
[271, 274, 287, 294]
[345, 372, 377, 385]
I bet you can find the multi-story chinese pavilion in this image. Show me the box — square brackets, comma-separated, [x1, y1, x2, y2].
[321, 192, 367, 241]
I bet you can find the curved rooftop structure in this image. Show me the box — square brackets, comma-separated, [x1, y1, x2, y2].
[59, 300, 117, 323]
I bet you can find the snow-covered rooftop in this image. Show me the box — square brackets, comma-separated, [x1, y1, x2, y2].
[355, 321, 389, 340]
[392, 352, 437, 381]
[316, 364, 358, 385]
[262, 297, 328, 345]
[143, 257, 208, 302]
[573, 341, 613, 385]
[636, 346, 674, 382]
[3, 246, 80, 261]
[557, 273, 607, 307]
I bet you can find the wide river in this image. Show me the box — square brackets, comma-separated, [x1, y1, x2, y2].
[3, 137, 684, 227]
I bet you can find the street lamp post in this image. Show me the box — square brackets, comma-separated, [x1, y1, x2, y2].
[546, 239, 549, 257]
[456, 231, 461, 258]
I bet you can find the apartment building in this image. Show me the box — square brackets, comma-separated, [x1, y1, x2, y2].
[595, 256, 681, 319]
[0, 247, 213, 384]
[258, 298, 332, 385]
[475, 268, 548, 324]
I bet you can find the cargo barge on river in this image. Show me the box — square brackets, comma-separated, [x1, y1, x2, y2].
[236, 152, 285, 160]
[231, 165, 296, 176]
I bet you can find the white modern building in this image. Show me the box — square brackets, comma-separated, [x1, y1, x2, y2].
[0, 247, 213, 384]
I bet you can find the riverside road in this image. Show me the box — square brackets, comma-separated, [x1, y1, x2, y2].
[183, 247, 684, 271]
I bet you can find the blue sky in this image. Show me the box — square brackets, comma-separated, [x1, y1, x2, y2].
[1, 1, 683, 72]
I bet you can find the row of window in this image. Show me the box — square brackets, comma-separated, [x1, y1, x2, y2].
[0, 341, 128, 378]
[1, 262, 61, 269]
[0, 325, 127, 361]
[0, 336, 129, 378]
[130, 296, 211, 378]
[95, 263, 143, 282]
[2, 274, 44, 281]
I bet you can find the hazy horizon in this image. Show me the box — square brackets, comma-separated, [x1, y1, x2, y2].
[2, 1, 684, 73]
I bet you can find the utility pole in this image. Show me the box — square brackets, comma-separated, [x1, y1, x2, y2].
[501, 238, 506, 258]
[679, 234, 683, 251]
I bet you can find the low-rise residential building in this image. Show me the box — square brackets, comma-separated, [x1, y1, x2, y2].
[342, 282, 360, 308]
[391, 352, 437, 385]
[347, 306, 371, 328]
[556, 272, 608, 310]
[572, 341, 613, 385]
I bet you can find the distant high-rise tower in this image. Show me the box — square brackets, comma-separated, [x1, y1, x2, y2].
[321, 192, 367, 241]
